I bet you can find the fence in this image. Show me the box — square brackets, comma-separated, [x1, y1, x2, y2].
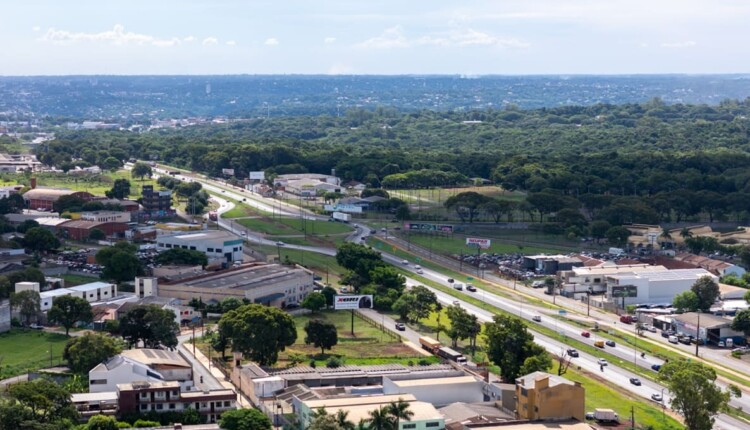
[354, 310, 401, 342]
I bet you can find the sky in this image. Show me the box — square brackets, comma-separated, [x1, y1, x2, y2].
[2, 0, 749, 75]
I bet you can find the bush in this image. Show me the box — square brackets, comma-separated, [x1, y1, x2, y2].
[133, 420, 161, 428]
[418, 359, 431, 366]
[326, 356, 343, 368]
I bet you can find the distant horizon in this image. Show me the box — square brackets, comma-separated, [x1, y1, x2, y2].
[2, 72, 750, 78]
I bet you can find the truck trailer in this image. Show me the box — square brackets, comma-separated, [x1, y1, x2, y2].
[419, 336, 441, 354]
[593, 409, 619, 423]
[332, 212, 351, 223]
[437, 346, 468, 365]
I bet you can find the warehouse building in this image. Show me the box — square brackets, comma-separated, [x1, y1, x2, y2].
[59, 219, 129, 241]
[672, 312, 746, 346]
[39, 282, 118, 311]
[22, 187, 93, 211]
[153, 263, 314, 306]
[79, 210, 132, 223]
[156, 230, 244, 264]
[89, 349, 194, 393]
[605, 269, 717, 306]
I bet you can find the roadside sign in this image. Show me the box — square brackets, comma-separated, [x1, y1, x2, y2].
[559, 310, 567, 316]
[416, 257, 421, 262]
[467, 277, 474, 281]
[466, 237, 491, 249]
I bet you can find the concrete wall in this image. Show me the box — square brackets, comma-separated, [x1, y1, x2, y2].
[0, 300, 10, 333]
[382, 377, 484, 407]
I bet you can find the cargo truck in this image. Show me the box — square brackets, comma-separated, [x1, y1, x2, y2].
[332, 212, 351, 223]
[419, 336, 441, 354]
[593, 409, 619, 423]
[437, 346, 468, 365]
[208, 211, 218, 221]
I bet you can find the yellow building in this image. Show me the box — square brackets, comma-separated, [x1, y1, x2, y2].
[515, 372, 585, 422]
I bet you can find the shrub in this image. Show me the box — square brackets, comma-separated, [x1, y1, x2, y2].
[326, 356, 343, 368]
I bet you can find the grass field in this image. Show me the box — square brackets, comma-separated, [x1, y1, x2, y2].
[277, 310, 435, 367]
[389, 186, 525, 206]
[0, 329, 69, 379]
[236, 216, 352, 237]
[28, 170, 159, 199]
[61, 273, 100, 287]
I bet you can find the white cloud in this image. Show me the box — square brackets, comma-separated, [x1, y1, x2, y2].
[226, 40, 237, 46]
[264, 38, 279, 46]
[660, 41, 697, 48]
[359, 26, 528, 49]
[39, 24, 183, 48]
[183, 36, 195, 42]
[202, 37, 219, 46]
[32, 26, 40, 32]
[324, 37, 337, 44]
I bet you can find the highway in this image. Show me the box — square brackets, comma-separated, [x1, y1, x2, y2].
[144, 162, 749, 429]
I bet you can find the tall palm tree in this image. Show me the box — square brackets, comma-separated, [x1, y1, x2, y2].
[311, 407, 329, 420]
[356, 419, 369, 430]
[367, 407, 396, 430]
[387, 398, 414, 430]
[680, 227, 693, 239]
[335, 410, 356, 430]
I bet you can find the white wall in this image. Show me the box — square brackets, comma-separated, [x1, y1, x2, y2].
[382, 378, 484, 407]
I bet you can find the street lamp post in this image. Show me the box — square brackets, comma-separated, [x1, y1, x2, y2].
[586, 288, 593, 317]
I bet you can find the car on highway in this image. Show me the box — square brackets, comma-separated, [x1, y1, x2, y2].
[447, 278, 454, 283]
[416, 269, 424, 274]
[532, 315, 542, 322]
[605, 340, 616, 347]
[651, 364, 661, 371]
[402, 260, 409, 265]
[629, 378, 642, 386]
[597, 358, 608, 366]
[466, 284, 477, 292]
[241, 231, 247, 237]
[453, 300, 460, 306]
[276, 241, 285, 246]
[651, 393, 663, 402]
[581, 331, 591, 338]
[414, 265, 422, 270]
[566, 348, 579, 357]
[395, 323, 406, 331]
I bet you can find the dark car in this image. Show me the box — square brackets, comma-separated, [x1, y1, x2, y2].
[567, 349, 579, 358]
[679, 336, 692, 345]
[630, 378, 642, 386]
[651, 364, 662, 372]
[661, 330, 675, 338]
[395, 323, 406, 331]
[605, 340, 616, 347]
[466, 285, 477, 292]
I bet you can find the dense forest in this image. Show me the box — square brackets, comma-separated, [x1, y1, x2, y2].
[16, 98, 750, 227]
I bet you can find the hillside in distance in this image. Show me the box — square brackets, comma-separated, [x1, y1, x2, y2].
[1, 74, 750, 120]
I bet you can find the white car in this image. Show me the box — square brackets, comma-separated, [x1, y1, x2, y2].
[597, 358, 608, 366]
[402, 260, 409, 265]
[416, 269, 424, 274]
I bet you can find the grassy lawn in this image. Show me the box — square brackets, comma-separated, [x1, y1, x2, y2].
[61, 273, 99, 287]
[30, 170, 158, 199]
[0, 329, 69, 379]
[389, 186, 525, 206]
[236, 216, 352, 237]
[403, 233, 564, 255]
[276, 310, 435, 368]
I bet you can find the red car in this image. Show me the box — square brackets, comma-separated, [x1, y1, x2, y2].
[581, 331, 591, 338]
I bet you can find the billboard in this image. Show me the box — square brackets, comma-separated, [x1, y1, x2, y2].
[324, 204, 363, 214]
[611, 286, 638, 298]
[249, 171, 265, 180]
[403, 223, 454, 233]
[466, 237, 491, 249]
[334, 295, 373, 310]
[222, 168, 235, 176]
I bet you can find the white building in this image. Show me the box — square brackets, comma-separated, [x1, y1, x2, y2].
[89, 348, 194, 393]
[559, 264, 668, 297]
[285, 178, 342, 197]
[80, 211, 131, 223]
[39, 282, 118, 311]
[156, 230, 244, 264]
[606, 269, 718, 306]
[382, 376, 484, 407]
[274, 173, 340, 187]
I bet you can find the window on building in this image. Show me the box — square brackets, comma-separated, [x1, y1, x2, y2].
[89, 379, 107, 385]
[139, 393, 150, 400]
[207, 248, 214, 252]
[426, 422, 440, 428]
[140, 404, 148, 410]
[521, 388, 528, 397]
[158, 243, 165, 247]
[156, 404, 164, 410]
[233, 247, 239, 252]
[169, 403, 176, 410]
[403, 424, 416, 429]
[594, 278, 601, 283]
[195, 402, 200, 410]
[190, 246, 196, 250]
[224, 401, 230, 407]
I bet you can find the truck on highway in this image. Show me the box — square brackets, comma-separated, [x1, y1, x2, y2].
[593, 409, 619, 423]
[437, 346, 468, 365]
[332, 212, 351, 223]
[419, 336, 441, 354]
[208, 211, 218, 221]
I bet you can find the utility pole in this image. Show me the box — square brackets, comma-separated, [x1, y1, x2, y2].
[630, 405, 635, 430]
[695, 312, 701, 357]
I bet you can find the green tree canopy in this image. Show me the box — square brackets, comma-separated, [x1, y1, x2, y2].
[444, 191, 491, 223]
[48, 295, 93, 336]
[659, 360, 737, 430]
[105, 178, 131, 199]
[86, 414, 119, 430]
[7, 378, 78, 425]
[304, 319, 339, 354]
[155, 248, 209, 267]
[691, 276, 720, 312]
[11, 290, 40, 325]
[23, 227, 60, 253]
[131, 162, 153, 181]
[673, 290, 700, 313]
[219, 304, 297, 365]
[63, 333, 123, 374]
[218, 408, 273, 430]
[120, 305, 180, 349]
[485, 314, 545, 382]
[302, 292, 327, 313]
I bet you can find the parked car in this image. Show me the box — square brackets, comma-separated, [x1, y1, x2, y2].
[29, 323, 44, 330]
[532, 315, 542, 322]
[585, 412, 595, 420]
[629, 378, 642, 386]
[605, 340, 616, 347]
[395, 323, 406, 331]
[567, 349, 579, 357]
[581, 331, 591, 338]
[597, 358, 608, 366]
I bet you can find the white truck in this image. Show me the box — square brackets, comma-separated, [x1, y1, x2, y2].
[332, 212, 351, 223]
[593, 409, 619, 423]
